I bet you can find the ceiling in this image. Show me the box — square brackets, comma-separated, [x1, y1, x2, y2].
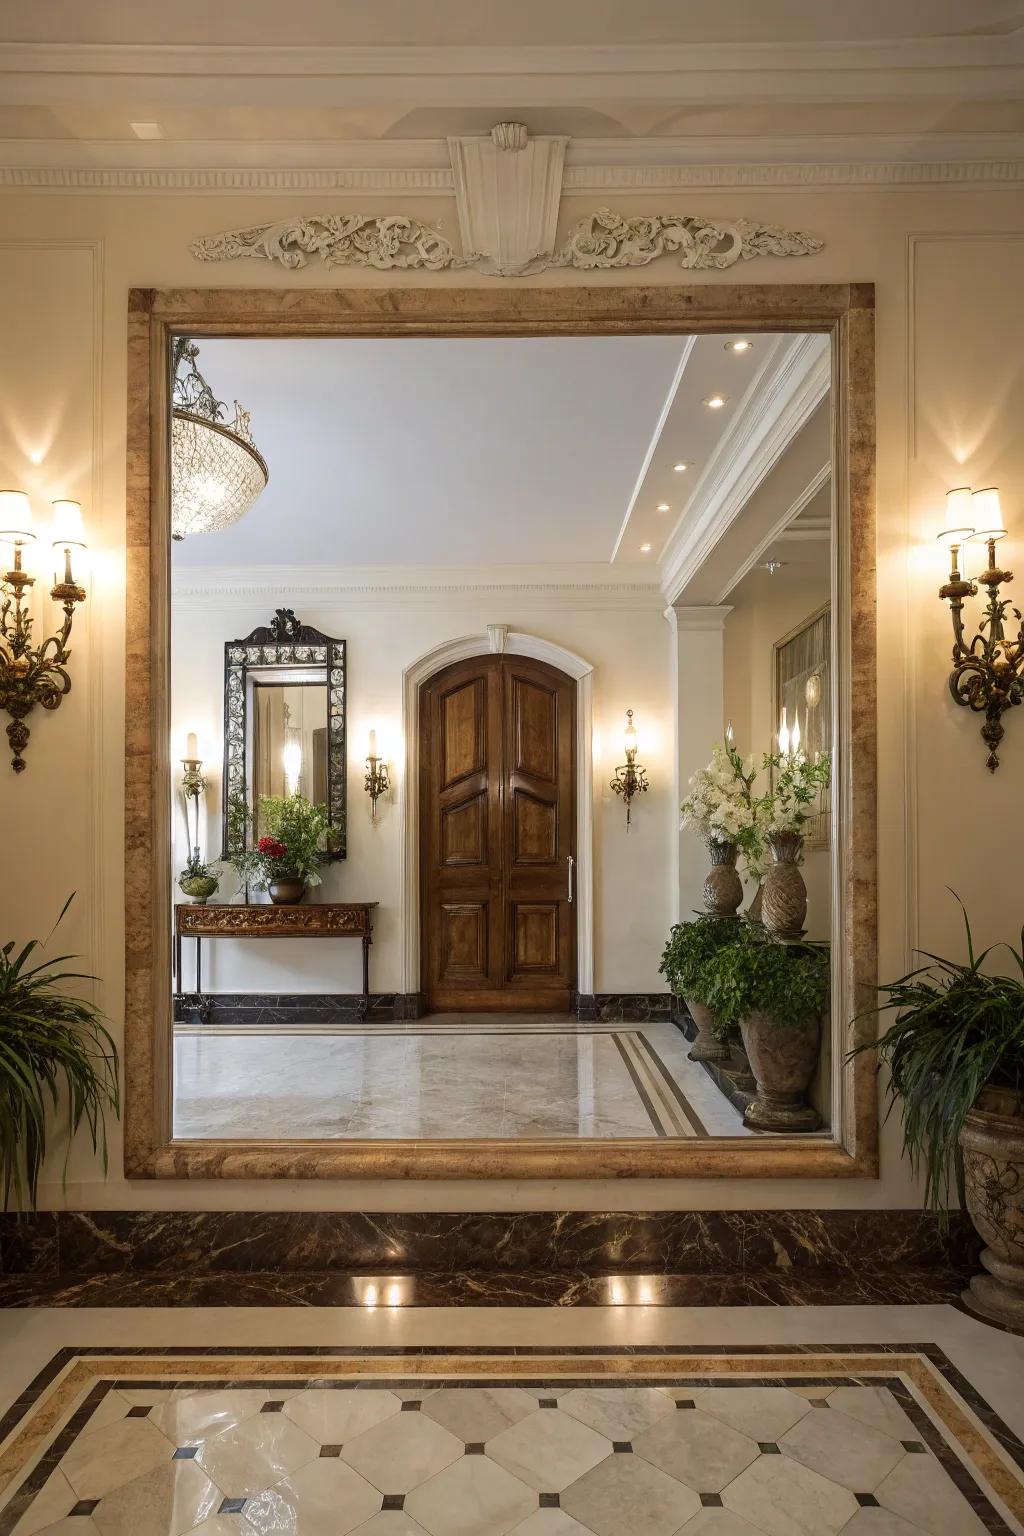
[170, 331, 806, 572]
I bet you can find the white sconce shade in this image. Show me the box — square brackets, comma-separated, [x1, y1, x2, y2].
[623, 711, 638, 756]
[51, 499, 86, 548]
[944, 486, 973, 523]
[185, 731, 199, 760]
[968, 488, 1006, 542]
[0, 490, 35, 543]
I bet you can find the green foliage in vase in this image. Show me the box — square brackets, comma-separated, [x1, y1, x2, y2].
[178, 851, 218, 883]
[702, 928, 829, 1033]
[255, 794, 331, 887]
[659, 914, 742, 1004]
[0, 896, 119, 1209]
[759, 750, 831, 841]
[850, 896, 1024, 1214]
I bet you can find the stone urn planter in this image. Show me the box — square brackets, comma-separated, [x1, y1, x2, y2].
[684, 998, 729, 1063]
[178, 874, 218, 904]
[268, 878, 306, 905]
[728, 1040, 756, 1093]
[740, 1010, 822, 1132]
[703, 840, 743, 917]
[960, 1085, 1024, 1329]
[761, 832, 807, 938]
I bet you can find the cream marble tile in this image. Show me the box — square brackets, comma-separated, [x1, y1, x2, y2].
[354, 1515, 431, 1536]
[560, 1453, 701, 1536]
[12, 1470, 76, 1536]
[779, 1407, 904, 1492]
[189, 1521, 256, 1536]
[194, 1413, 318, 1497]
[840, 1512, 931, 1535]
[694, 1388, 812, 1442]
[92, 1457, 221, 1536]
[633, 1408, 759, 1492]
[151, 1390, 271, 1446]
[283, 1387, 401, 1444]
[58, 1416, 173, 1501]
[243, 1459, 382, 1536]
[80, 1392, 131, 1437]
[874, 1453, 989, 1536]
[422, 1388, 538, 1443]
[721, 1455, 859, 1536]
[507, 1512, 596, 1536]
[340, 1410, 463, 1495]
[486, 1411, 610, 1493]
[557, 1388, 675, 1441]
[677, 1513, 765, 1535]
[823, 1388, 917, 1441]
[403, 1455, 537, 1536]
[33, 1522, 101, 1536]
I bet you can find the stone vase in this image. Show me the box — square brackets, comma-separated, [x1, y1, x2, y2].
[728, 1040, 756, 1093]
[740, 1010, 822, 1132]
[178, 874, 218, 905]
[960, 1085, 1024, 1329]
[268, 877, 306, 905]
[684, 998, 729, 1063]
[761, 832, 807, 938]
[703, 840, 743, 917]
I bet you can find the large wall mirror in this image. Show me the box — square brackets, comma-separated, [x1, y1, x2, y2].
[126, 284, 876, 1179]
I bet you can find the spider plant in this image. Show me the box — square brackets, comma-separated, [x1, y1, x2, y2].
[851, 894, 1024, 1215]
[0, 896, 120, 1209]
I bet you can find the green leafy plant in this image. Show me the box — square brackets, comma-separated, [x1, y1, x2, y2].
[759, 749, 831, 842]
[178, 851, 218, 883]
[659, 914, 741, 1002]
[0, 896, 119, 1209]
[850, 896, 1024, 1214]
[702, 929, 830, 1034]
[225, 792, 331, 891]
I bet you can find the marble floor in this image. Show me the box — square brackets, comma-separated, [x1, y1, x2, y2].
[0, 1305, 1021, 1536]
[172, 1018, 767, 1141]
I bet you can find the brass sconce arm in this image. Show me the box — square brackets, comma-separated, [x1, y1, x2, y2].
[364, 752, 390, 820]
[0, 547, 86, 773]
[610, 708, 650, 829]
[939, 529, 1024, 772]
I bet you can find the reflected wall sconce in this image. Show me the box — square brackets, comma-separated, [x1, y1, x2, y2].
[0, 491, 88, 772]
[180, 731, 208, 857]
[610, 708, 649, 829]
[938, 486, 1022, 772]
[364, 728, 390, 819]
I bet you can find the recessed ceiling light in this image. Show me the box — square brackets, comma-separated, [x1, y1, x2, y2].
[640, 543, 652, 553]
[704, 394, 727, 410]
[130, 122, 164, 140]
[656, 502, 670, 512]
[726, 339, 753, 353]
[673, 462, 688, 472]
[761, 558, 787, 574]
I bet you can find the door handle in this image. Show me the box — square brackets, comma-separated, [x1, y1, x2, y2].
[567, 854, 575, 905]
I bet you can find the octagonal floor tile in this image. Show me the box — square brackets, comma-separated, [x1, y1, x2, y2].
[243, 1458, 382, 1536]
[561, 1453, 700, 1536]
[151, 1391, 269, 1447]
[59, 1418, 172, 1501]
[507, 1511, 596, 1536]
[422, 1389, 538, 1443]
[634, 1407, 759, 1493]
[780, 1407, 904, 1492]
[487, 1411, 610, 1494]
[824, 1388, 917, 1442]
[195, 1414, 317, 1498]
[722, 1454, 858, 1536]
[92, 1458, 220, 1536]
[695, 1389, 812, 1443]
[341, 1411, 463, 1495]
[405, 1454, 537, 1536]
[558, 1389, 675, 1442]
[875, 1454, 988, 1536]
[283, 1388, 401, 1445]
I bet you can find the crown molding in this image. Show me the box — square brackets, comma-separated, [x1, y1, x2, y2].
[660, 334, 831, 605]
[665, 604, 733, 633]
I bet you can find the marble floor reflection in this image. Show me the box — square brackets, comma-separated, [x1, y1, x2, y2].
[171, 1018, 763, 1141]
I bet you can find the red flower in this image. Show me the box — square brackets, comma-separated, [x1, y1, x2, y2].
[258, 836, 288, 858]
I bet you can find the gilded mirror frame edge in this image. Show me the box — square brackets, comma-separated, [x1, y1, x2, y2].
[123, 282, 877, 1181]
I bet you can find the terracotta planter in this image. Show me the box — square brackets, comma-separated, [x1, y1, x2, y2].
[684, 998, 729, 1063]
[703, 840, 743, 917]
[740, 1010, 822, 1132]
[762, 832, 807, 938]
[960, 1085, 1024, 1329]
[268, 878, 306, 905]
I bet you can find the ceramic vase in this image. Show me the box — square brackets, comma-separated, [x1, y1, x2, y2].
[684, 998, 729, 1063]
[761, 832, 807, 938]
[960, 1085, 1024, 1329]
[703, 840, 743, 917]
[740, 1010, 822, 1132]
[268, 878, 306, 905]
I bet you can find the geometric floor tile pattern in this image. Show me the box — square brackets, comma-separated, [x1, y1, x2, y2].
[1, 1347, 1021, 1536]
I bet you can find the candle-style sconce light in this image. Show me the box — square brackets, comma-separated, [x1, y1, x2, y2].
[364, 728, 390, 820]
[938, 486, 1022, 772]
[181, 731, 208, 856]
[610, 708, 649, 829]
[0, 492, 88, 772]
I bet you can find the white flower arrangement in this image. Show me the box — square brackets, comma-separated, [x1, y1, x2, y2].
[761, 750, 831, 840]
[680, 745, 762, 862]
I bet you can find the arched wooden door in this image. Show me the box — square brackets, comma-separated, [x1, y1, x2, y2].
[419, 653, 577, 1012]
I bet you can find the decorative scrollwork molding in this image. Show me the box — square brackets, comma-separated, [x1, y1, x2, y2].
[190, 207, 823, 276]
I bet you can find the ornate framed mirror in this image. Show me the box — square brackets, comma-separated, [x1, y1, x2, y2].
[221, 607, 347, 859]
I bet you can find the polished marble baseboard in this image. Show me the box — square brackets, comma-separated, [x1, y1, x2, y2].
[173, 992, 426, 1024]
[574, 993, 673, 1022]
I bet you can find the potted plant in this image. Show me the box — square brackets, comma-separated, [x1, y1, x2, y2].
[177, 851, 219, 904]
[0, 897, 119, 1208]
[757, 750, 831, 938]
[226, 792, 331, 903]
[854, 900, 1024, 1328]
[680, 744, 763, 917]
[703, 929, 829, 1131]
[659, 914, 738, 1062]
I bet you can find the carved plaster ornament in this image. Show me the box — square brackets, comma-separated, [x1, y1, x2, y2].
[191, 123, 825, 275]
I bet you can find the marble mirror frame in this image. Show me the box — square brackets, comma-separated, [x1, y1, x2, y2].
[124, 283, 877, 1181]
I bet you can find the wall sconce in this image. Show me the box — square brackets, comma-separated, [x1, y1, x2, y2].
[938, 486, 1022, 772]
[181, 731, 208, 854]
[364, 728, 390, 820]
[610, 708, 649, 829]
[0, 491, 88, 773]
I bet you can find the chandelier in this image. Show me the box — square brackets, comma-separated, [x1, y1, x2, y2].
[171, 338, 268, 540]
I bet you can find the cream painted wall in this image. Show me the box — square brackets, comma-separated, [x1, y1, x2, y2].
[170, 586, 673, 994]
[1, 183, 1022, 1209]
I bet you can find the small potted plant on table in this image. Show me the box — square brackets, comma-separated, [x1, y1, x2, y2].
[226, 792, 331, 903]
[659, 914, 738, 1062]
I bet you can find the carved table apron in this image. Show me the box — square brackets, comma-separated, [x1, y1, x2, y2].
[173, 903, 378, 1022]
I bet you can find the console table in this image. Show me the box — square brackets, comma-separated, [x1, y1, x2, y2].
[174, 902, 378, 1022]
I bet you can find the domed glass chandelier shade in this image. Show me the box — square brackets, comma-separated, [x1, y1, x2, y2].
[170, 338, 269, 540]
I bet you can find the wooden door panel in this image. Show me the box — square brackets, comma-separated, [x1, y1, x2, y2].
[442, 791, 488, 865]
[440, 677, 485, 788]
[439, 902, 490, 984]
[511, 675, 557, 781]
[511, 901, 560, 976]
[512, 787, 557, 864]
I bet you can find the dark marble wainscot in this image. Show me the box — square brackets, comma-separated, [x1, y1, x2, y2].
[173, 992, 426, 1024]
[575, 993, 673, 1022]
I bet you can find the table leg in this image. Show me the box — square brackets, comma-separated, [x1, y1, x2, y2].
[362, 934, 371, 1010]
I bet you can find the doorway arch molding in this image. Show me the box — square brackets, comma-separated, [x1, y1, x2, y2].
[400, 628, 594, 997]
